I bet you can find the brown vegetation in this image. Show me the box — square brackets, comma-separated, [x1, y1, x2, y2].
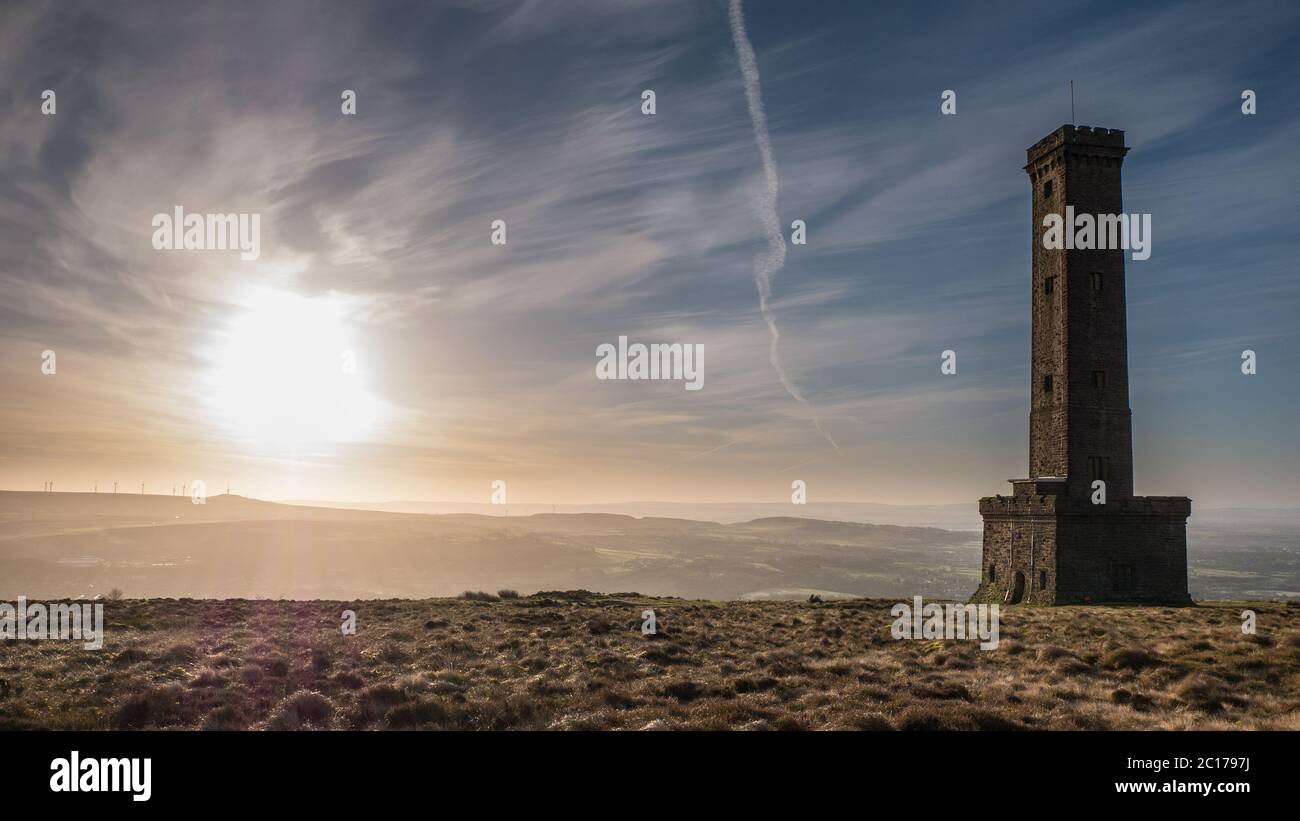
[1, 594, 1297, 730]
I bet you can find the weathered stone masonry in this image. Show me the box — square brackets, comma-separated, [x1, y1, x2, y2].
[971, 125, 1191, 606]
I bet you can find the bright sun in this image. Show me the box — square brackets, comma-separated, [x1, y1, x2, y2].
[206, 289, 383, 447]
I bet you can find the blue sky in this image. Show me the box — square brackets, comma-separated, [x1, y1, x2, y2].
[0, 0, 1296, 506]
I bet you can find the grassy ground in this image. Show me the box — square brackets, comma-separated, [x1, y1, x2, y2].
[1, 593, 1297, 730]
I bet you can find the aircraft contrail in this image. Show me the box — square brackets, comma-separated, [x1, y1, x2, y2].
[728, 0, 840, 453]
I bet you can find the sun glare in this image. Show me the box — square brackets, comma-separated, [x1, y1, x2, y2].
[206, 288, 382, 447]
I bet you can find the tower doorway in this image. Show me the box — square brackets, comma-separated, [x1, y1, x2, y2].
[1008, 571, 1026, 604]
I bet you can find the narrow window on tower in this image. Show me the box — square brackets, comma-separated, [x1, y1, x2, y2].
[1113, 564, 1136, 592]
[1092, 370, 1106, 390]
[1088, 456, 1109, 483]
[989, 564, 997, 582]
[1043, 374, 1053, 393]
[1042, 179, 1054, 199]
[1044, 276, 1056, 296]
[1090, 271, 1103, 291]
[1039, 571, 1048, 590]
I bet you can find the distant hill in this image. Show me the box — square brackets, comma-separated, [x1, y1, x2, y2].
[2, 492, 1295, 601]
[0, 491, 977, 601]
[286, 499, 987, 530]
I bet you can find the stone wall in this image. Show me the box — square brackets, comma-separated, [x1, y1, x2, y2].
[1055, 504, 1191, 604]
[974, 495, 1191, 605]
[973, 496, 1059, 605]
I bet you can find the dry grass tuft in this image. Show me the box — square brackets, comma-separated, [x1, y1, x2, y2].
[1, 597, 1294, 730]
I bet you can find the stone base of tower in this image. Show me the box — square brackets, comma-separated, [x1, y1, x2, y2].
[970, 494, 1192, 606]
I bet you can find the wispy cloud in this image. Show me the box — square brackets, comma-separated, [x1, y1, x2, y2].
[729, 0, 839, 453]
[0, 0, 1296, 506]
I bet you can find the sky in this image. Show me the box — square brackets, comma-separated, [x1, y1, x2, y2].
[0, 0, 1297, 507]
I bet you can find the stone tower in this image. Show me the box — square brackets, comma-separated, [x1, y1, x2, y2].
[972, 125, 1191, 606]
